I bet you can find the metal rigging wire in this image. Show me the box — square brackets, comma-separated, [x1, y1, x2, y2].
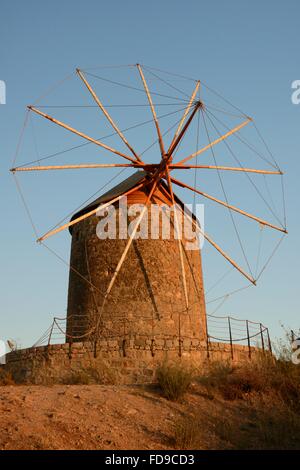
[201, 108, 254, 279]
[83, 70, 191, 103]
[16, 104, 189, 168]
[204, 109, 286, 229]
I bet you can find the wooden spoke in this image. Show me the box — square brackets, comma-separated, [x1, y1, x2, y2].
[170, 176, 287, 233]
[165, 167, 189, 310]
[11, 163, 282, 175]
[168, 81, 200, 152]
[98, 178, 158, 305]
[11, 163, 138, 172]
[136, 64, 165, 157]
[176, 118, 252, 165]
[28, 106, 139, 164]
[77, 69, 142, 162]
[176, 206, 256, 285]
[11, 163, 164, 173]
[37, 182, 145, 243]
[202, 230, 256, 284]
[169, 165, 283, 175]
[166, 101, 202, 160]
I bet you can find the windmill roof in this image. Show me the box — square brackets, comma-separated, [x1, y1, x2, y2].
[69, 170, 198, 233]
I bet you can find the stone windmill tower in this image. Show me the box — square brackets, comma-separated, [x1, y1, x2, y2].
[13, 65, 286, 366]
[66, 170, 207, 356]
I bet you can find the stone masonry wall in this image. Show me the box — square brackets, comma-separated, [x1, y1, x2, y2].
[2, 339, 260, 385]
[67, 191, 207, 344]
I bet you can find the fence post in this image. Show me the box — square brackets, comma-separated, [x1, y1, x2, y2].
[151, 338, 155, 357]
[228, 317, 234, 360]
[178, 338, 183, 358]
[47, 320, 54, 347]
[291, 330, 295, 344]
[93, 338, 98, 358]
[260, 323, 265, 354]
[266, 328, 272, 355]
[206, 334, 210, 359]
[205, 312, 210, 359]
[246, 320, 251, 359]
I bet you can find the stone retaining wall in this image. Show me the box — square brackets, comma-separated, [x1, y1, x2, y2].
[2, 337, 260, 385]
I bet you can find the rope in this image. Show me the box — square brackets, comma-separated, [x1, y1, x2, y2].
[84, 71, 190, 103]
[139, 105, 193, 157]
[204, 109, 285, 229]
[40, 242, 116, 300]
[206, 283, 253, 305]
[37, 310, 270, 350]
[32, 325, 53, 347]
[36, 102, 187, 108]
[254, 224, 264, 279]
[205, 108, 279, 170]
[205, 267, 234, 296]
[29, 113, 41, 166]
[79, 64, 136, 71]
[209, 295, 229, 315]
[207, 312, 267, 327]
[252, 120, 281, 170]
[262, 174, 277, 216]
[33, 72, 75, 106]
[17, 105, 189, 168]
[255, 234, 286, 281]
[192, 90, 201, 212]
[12, 174, 39, 238]
[205, 103, 244, 118]
[208, 330, 267, 343]
[53, 318, 95, 339]
[42, 167, 129, 235]
[12, 109, 30, 167]
[198, 81, 249, 119]
[142, 65, 191, 99]
[201, 108, 254, 279]
[280, 174, 287, 229]
[137, 64, 198, 83]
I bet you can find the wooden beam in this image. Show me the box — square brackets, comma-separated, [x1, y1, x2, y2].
[168, 81, 200, 152]
[37, 182, 145, 242]
[170, 176, 287, 233]
[166, 101, 202, 160]
[11, 163, 282, 175]
[169, 164, 282, 175]
[28, 106, 139, 164]
[136, 64, 166, 157]
[203, 231, 256, 284]
[98, 179, 158, 304]
[77, 69, 143, 162]
[176, 118, 252, 165]
[11, 163, 137, 172]
[165, 167, 189, 310]
[176, 205, 256, 285]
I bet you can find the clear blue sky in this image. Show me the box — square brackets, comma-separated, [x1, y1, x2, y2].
[1, 0, 299, 347]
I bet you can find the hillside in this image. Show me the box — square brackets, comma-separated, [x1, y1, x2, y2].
[1, 359, 300, 450]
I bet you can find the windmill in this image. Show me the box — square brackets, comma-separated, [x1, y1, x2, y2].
[10, 64, 287, 354]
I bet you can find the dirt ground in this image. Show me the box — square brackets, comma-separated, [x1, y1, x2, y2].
[1, 381, 298, 450]
[0, 383, 229, 450]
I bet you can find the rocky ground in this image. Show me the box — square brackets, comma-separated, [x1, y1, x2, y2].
[0, 383, 230, 450]
[1, 378, 299, 450]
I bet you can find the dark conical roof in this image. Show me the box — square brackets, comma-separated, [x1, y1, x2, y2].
[69, 170, 198, 233]
[69, 171, 147, 227]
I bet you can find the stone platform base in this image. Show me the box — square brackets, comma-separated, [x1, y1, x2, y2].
[2, 337, 260, 385]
